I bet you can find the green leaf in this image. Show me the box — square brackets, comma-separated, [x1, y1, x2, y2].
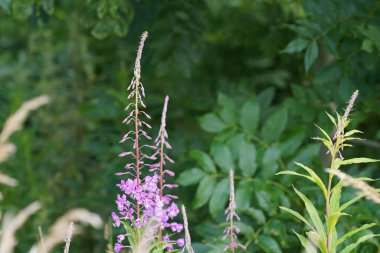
[199, 113, 227, 133]
[243, 207, 266, 224]
[314, 124, 332, 143]
[277, 170, 313, 180]
[209, 178, 229, 217]
[282, 38, 309, 53]
[236, 180, 254, 209]
[280, 206, 314, 231]
[193, 176, 217, 208]
[238, 140, 257, 177]
[112, 20, 128, 37]
[11, 1, 33, 19]
[255, 190, 272, 214]
[326, 112, 337, 127]
[42, 0, 54, 15]
[344, 130, 363, 137]
[262, 145, 281, 178]
[257, 88, 275, 110]
[340, 234, 380, 253]
[339, 157, 380, 165]
[292, 143, 320, 164]
[294, 162, 327, 198]
[329, 180, 343, 214]
[306, 231, 328, 253]
[256, 235, 282, 253]
[335, 223, 376, 248]
[190, 150, 216, 173]
[177, 167, 205, 186]
[121, 221, 137, 247]
[279, 131, 306, 157]
[362, 39, 374, 53]
[304, 40, 318, 71]
[239, 98, 260, 134]
[294, 230, 317, 253]
[294, 187, 326, 240]
[227, 133, 245, 160]
[210, 143, 234, 173]
[327, 212, 347, 237]
[235, 221, 255, 238]
[217, 93, 237, 125]
[261, 108, 288, 142]
[312, 137, 332, 150]
[92, 19, 112, 39]
[0, 0, 11, 13]
[339, 193, 367, 212]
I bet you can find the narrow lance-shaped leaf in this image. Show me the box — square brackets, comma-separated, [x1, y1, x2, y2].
[294, 230, 317, 253]
[339, 157, 379, 165]
[295, 162, 327, 198]
[279, 206, 315, 231]
[293, 187, 326, 240]
[306, 231, 328, 253]
[340, 234, 380, 253]
[325, 112, 337, 127]
[326, 212, 348, 238]
[329, 180, 343, 214]
[334, 223, 376, 248]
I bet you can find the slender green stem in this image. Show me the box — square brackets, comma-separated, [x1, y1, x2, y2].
[134, 80, 141, 219]
[326, 139, 338, 252]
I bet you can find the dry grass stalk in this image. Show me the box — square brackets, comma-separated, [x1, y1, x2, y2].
[0, 95, 50, 191]
[0, 201, 42, 253]
[181, 205, 194, 253]
[38, 226, 48, 253]
[28, 208, 103, 253]
[0, 172, 18, 186]
[328, 169, 380, 204]
[64, 222, 74, 253]
[0, 143, 16, 164]
[0, 95, 50, 145]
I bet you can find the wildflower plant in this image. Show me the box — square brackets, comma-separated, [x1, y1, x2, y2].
[223, 169, 245, 252]
[112, 32, 183, 253]
[277, 90, 380, 253]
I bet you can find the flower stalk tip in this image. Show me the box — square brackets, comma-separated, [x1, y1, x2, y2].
[223, 169, 245, 252]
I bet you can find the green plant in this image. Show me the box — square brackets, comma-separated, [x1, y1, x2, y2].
[278, 90, 379, 253]
[178, 90, 322, 252]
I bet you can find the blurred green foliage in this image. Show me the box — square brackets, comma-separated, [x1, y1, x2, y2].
[1, 0, 380, 252]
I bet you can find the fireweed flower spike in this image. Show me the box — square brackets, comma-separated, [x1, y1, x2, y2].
[151, 96, 183, 249]
[113, 31, 162, 252]
[223, 169, 245, 252]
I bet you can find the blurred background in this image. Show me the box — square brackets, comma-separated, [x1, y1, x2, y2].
[1, 0, 380, 252]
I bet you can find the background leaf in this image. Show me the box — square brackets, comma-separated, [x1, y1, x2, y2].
[239, 98, 260, 135]
[193, 176, 217, 208]
[304, 40, 319, 71]
[199, 113, 228, 133]
[209, 178, 229, 217]
[261, 108, 288, 143]
[190, 150, 216, 173]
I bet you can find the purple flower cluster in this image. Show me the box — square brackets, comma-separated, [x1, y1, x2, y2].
[112, 173, 183, 250]
[112, 32, 183, 252]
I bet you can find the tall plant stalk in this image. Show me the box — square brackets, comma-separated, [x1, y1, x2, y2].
[131, 31, 149, 219]
[325, 90, 358, 252]
[278, 90, 379, 253]
[112, 32, 183, 253]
